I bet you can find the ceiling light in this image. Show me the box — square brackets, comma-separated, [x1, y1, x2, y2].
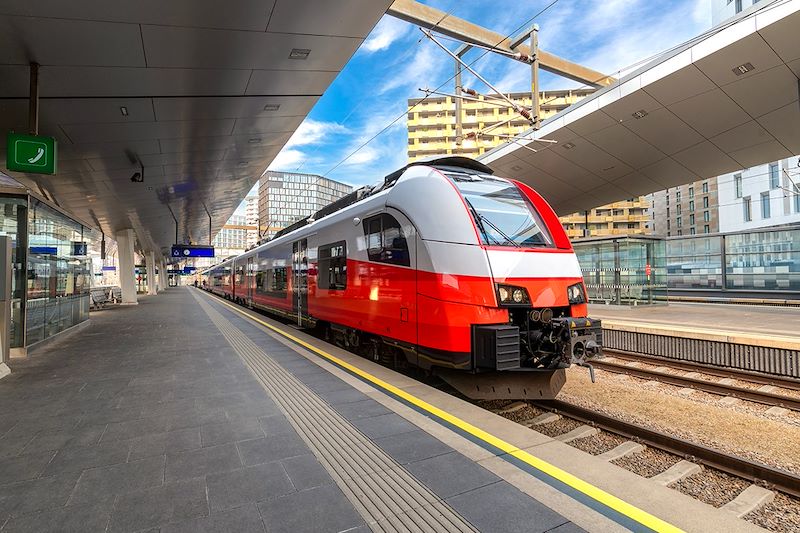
[237, 161, 249, 167]
[248, 138, 262, 144]
[563, 142, 576, 150]
[288, 48, 311, 60]
[732, 62, 754, 75]
[511, 165, 523, 172]
[263, 104, 280, 112]
[632, 109, 648, 119]
[120, 106, 128, 116]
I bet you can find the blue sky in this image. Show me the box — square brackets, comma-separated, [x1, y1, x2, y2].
[239, 0, 713, 208]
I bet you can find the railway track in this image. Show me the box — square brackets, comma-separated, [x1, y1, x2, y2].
[593, 353, 800, 411]
[532, 399, 800, 499]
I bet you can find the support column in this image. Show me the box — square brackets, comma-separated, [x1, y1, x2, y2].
[159, 260, 168, 291]
[146, 252, 157, 296]
[117, 229, 137, 305]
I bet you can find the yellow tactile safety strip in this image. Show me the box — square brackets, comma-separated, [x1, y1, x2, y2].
[200, 291, 683, 533]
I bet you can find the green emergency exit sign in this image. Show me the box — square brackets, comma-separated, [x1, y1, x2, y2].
[6, 132, 57, 175]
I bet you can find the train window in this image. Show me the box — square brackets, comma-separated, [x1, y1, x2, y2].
[318, 241, 347, 290]
[362, 214, 411, 267]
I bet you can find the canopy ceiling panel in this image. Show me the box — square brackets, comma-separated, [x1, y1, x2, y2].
[0, 0, 392, 254]
[481, 0, 800, 215]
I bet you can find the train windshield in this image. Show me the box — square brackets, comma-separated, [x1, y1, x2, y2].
[447, 173, 553, 248]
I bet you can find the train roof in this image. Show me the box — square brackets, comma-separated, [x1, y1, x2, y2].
[271, 157, 492, 241]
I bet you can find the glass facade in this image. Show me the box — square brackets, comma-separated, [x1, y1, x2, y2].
[648, 228, 799, 292]
[258, 172, 352, 239]
[574, 236, 666, 305]
[0, 187, 99, 350]
[24, 199, 96, 346]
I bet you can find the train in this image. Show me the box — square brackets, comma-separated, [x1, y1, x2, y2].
[200, 156, 601, 399]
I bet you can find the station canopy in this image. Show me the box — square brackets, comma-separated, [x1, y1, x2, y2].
[481, 0, 800, 215]
[0, 0, 392, 253]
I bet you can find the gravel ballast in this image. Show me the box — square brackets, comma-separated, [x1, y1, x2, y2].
[533, 416, 583, 437]
[569, 432, 627, 455]
[671, 469, 750, 507]
[610, 447, 680, 478]
[746, 492, 800, 532]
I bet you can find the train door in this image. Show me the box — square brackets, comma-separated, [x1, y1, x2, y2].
[246, 255, 255, 306]
[292, 239, 308, 326]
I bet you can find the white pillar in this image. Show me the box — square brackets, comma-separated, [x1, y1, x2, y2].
[146, 252, 157, 295]
[117, 229, 137, 305]
[159, 260, 168, 291]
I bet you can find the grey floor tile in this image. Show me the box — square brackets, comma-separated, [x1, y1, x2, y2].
[69, 456, 165, 506]
[165, 443, 242, 482]
[3, 499, 113, 533]
[0, 451, 56, 484]
[161, 504, 266, 533]
[200, 417, 264, 447]
[257, 483, 364, 533]
[280, 453, 334, 491]
[446, 482, 569, 533]
[3, 472, 81, 517]
[20, 424, 106, 454]
[108, 478, 209, 533]
[332, 399, 392, 421]
[43, 441, 130, 476]
[257, 414, 296, 437]
[373, 430, 453, 465]
[128, 428, 202, 461]
[352, 413, 418, 440]
[405, 451, 500, 498]
[317, 388, 369, 406]
[237, 432, 309, 466]
[306, 378, 353, 394]
[207, 462, 294, 512]
[102, 416, 171, 443]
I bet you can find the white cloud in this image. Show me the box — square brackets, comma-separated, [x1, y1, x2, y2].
[381, 42, 448, 94]
[267, 119, 348, 172]
[362, 16, 410, 53]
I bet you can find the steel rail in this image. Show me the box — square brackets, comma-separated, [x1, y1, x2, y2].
[591, 359, 800, 411]
[603, 350, 800, 391]
[532, 400, 800, 499]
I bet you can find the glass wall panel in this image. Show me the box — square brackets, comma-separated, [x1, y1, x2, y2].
[666, 235, 723, 289]
[26, 199, 92, 345]
[574, 237, 666, 305]
[725, 229, 800, 290]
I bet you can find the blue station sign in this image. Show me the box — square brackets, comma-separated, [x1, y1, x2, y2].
[171, 245, 214, 258]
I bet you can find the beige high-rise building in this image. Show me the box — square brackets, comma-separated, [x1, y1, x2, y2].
[406, 90, 651, 239]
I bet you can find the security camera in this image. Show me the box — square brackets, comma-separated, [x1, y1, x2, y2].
[130, 172, 143, 182]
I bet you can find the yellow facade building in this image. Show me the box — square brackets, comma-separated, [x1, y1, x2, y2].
[406, 90, 651, 239]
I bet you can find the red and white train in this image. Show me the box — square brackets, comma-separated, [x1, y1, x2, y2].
[201, 157, 600, 399]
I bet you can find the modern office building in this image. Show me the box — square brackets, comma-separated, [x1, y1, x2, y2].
[709, 0, 800, 232]
[212, 214, 249, 258]
[258, 171, 352, 239]
[407, 90, 651, 238]
[648, 179, 721, 236]
[244, 195, 259, 247]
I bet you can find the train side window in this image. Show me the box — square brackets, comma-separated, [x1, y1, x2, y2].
[318, 241, 347, 290]
[362, 214, 410, 267]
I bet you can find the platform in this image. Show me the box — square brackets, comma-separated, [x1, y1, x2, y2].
[0, 288, 762, 532]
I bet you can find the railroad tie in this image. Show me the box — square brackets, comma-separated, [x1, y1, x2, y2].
[651, 460, 702, 486]
[721, 485, 775, 518]
[597, 441, 644, 462]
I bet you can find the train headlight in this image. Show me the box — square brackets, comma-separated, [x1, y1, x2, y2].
[567, 282, 586, 304]
[496, 284, 530, 306]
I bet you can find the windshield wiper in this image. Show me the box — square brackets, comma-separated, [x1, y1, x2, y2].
[464, 198, 499, 245]
[464, 198, 520, 248]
